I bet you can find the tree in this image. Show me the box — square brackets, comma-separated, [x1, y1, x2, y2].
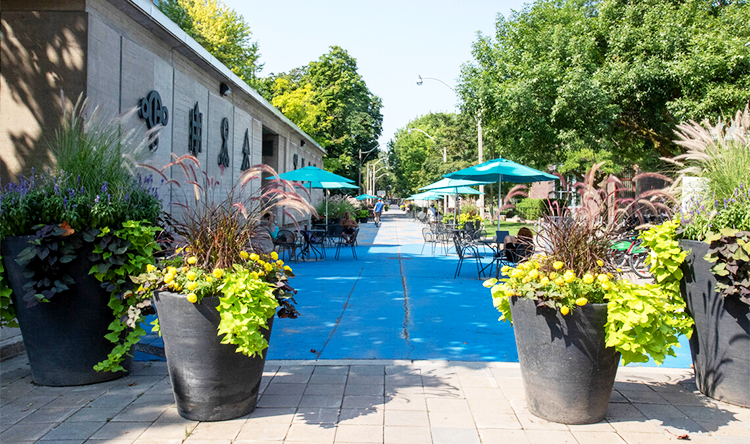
[261, 47, 383, 180]
[459, 0, 750, 178]
[388, 113, 478, 196]
[158, 0, 263, 83]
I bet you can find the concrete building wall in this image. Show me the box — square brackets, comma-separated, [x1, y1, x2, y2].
[0, 0, 325, 212]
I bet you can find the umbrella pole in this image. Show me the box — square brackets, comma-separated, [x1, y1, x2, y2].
[325, 189, 328, 228]
[497, 176, 502, 228]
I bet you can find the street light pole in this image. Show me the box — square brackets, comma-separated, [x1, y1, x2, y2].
[359, 146, 378, 193]
[417, 74, 485, 218]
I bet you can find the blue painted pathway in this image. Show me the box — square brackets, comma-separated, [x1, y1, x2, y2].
[265, 209, 692, 368]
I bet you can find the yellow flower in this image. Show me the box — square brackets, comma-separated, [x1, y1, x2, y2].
[258, 271, 265, 277]
[553, 261, 564, 270]
[540, 277, 550, 286]
[186, 282, 198, 291]
[167, 266, 177, 275]
[549, 272, 558, 280]
[187, 256, 197, 265]
[240, 251, 249, 260]
[276, 260, 284, 267]
[271, 251, 279, 261]
[163, 274, 174, 284]
[250, 271, 260, 279]
[173, 283, 182, 292]
[554, 277, 565, 286]
[250, 253, 260, 261]
[264, 263, 273, 272]
[504, 288, 515, 297]
[205, 276, 213, 282]
[561, 306, 570, 315]
[601, 281, 612, 291]
[575, 297, 588, 306]
[528, 269, 539, 279]
[283, 265, 292, 273]
[182, 267, 189, 273]
[212, 268, 224, 279]
[146, 264, 157, 273]
[583, 273, 594, 284]
[597, 274, 609, 283]
[563, 270, 576, 283]
[501, 265, 510, 274]
[596, 260, 604, 267]
[522, 277, 531, 284]
[186, 293, 198, 303]
[186, 271, 197, 281]
[176, 247, 184, 254]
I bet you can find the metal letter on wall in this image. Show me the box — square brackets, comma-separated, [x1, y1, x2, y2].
[189, 102, 202, 155]
[137, 90, 169, 150]
[293, 154, 298, 170]
[301, 158, 305, 168]
[241, 129, 251, 171]
[218, 118, 230, 168]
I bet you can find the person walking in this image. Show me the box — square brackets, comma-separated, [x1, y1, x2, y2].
[373, 198, 385, 227]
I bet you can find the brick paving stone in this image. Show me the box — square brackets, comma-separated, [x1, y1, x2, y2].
[16, 406, 80, 423]
[306, 383, 346, 396]
[187, 419, 246, 440]
[138, 420, 199, 440]
[385, 409, 429, 427]
[570, 430, 627, 444]
[428, 409, 476, 428]
[478, 428, 530, 444]
[256, 393, 304, 408]
[616, 431, 674, 444]
[342, 395, 384, 409]
[431, 427, 480, 444]
[349, 366, 385, 375]
[299, 395, 344, 409]
[524, 429, 578, 444]
[471, 410, 523, 429]
[294, 408, 341, 424]
[632, 403, 688, 419]
[311, 374, 349, 385]
[0, 421, 56, 441]
[284, 423, 337, 442]
[89, 421, 151, 441]
[337, 408, 383, 425]
[619, 390, 669, 404]
[345, 384, 384, 396]
[263, 382, 308, 396]
[40, 420, 105, 440]
[235, 421, 290, 441]
[244, 407, 297, 424]
[515, 413, 571, 431]
[384, 425, 432, 444]
[347, 375, 385, 386]
[334, 424, 383, 443]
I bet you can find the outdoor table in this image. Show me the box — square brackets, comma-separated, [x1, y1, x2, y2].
[298, 229, 326, 260]
[478, 240, 504, 278]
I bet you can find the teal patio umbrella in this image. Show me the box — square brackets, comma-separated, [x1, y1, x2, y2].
[420, 177, 491, 221]
[306, 181, 358, 227]
[355, 193, 378, 201]
[268, 166, 355, 227]
[407, 191, 442, 201]
[446, 158, 558, 225]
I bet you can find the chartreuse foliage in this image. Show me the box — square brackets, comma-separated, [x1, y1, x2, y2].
[89, 221, 161, 373]
[486, 219, 694, 365]
[606, 221, 693, 365]
[0, 258, 17, 328]
[705, 229, 750, 305]
[217, 265, 278, 357]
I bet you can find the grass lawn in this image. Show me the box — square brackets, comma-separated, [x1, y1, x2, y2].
[483, 220, 536, 236]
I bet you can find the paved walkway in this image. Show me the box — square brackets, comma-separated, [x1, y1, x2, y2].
[2, 354, 749, 444]
[3, 209, 746, 443]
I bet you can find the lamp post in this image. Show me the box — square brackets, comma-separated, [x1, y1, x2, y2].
[359, 146, 379, 193]
[416, 74, 485, 218]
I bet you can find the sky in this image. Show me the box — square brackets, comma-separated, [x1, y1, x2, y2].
[224, 0, 530, 151]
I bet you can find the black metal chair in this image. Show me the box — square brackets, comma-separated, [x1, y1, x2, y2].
[335, 227, 359, 260]
[453, 236, 484, 278]
[494, 239, 534, 278]
[275, 230, 297, 262]
[326, 225, 343, 247]
[421, 227, 438, 255]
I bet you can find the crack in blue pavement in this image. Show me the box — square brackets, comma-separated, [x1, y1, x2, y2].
[395, 216, 415, 359]
[314, 267, 363, 360]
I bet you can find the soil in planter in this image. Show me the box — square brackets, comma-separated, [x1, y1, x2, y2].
[680, 240, 750, 408]
[2, 236, 131, 386]
[510, 297, 620, 424]
[154, 291, 273, 421]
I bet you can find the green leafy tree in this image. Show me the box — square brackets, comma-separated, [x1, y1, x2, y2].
[260, 47, 383, 180]
[158, 0, 263, 82]
[459, 0, 750, 178]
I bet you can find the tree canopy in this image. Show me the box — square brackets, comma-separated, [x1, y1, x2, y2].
[459, 0, 750, 178]
[261, 47, 383, 180]
[158, 0, 263, 83]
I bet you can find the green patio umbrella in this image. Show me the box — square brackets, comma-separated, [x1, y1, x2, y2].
[445, 157, 558, 225]
[268, 166, 355, 227]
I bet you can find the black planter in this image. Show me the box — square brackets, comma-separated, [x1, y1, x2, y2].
[679, 240, 750, 407]
[1, 235, 131, 386]
[358, 217, 368, 223]
[154, 291, 273, 421]
[510, 297, 620, 424]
